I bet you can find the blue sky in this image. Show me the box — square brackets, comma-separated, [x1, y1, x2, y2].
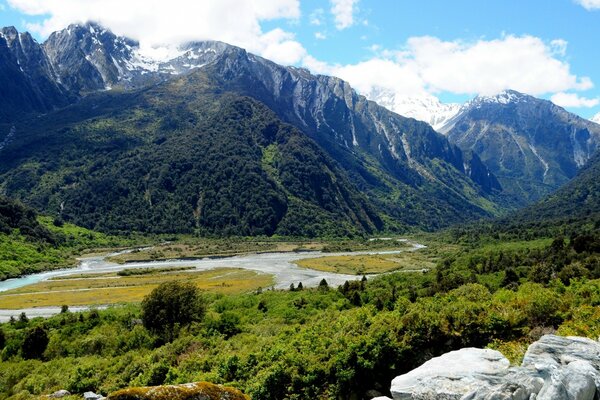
[1, 0, 599, 118]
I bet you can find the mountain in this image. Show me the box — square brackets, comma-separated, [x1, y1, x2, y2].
[0, 72, 383, 236]
[592, 112, 600, 124]
[43, 22, 229, 93]
[0, 26, 72, 121]
[367, 90, 461, 131]
[500, 150, 600, 232]
[439, 90, 600, 205]
[197, 45, 502, 227]
[0, 23, 503, 233]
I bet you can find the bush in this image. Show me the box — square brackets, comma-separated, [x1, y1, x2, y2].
[141, 281, 206, 340]
[21, 326, 49, 360]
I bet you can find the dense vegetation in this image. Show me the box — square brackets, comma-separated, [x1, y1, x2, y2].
[0, 196, 129, 280]
[0, 72, 382, 237]
[1, 233, 598, 399]
[447, 151, 600, 243]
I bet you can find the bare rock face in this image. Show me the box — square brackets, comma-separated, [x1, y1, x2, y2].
[388, 335, 600, 400]
[390, 348, 511, 399]
[107, 381, 249, 400]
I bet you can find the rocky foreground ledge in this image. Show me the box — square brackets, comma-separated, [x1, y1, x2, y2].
[384, 335, 600, 400]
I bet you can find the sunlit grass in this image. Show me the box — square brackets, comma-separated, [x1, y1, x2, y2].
[296, 251, 436, 275]
[0, 268, 273, 308]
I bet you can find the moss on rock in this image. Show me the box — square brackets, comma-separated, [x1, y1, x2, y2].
[107, 382, 249, 400]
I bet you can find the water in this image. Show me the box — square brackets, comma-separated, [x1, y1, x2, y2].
[0, 242, 426, 320]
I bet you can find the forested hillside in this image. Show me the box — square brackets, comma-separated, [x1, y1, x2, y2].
[0, 72, 382, 236]
[0, 196, 127, 280]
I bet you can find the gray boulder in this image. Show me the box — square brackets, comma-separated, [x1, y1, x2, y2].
[46, 390, 71, 398]
[389, 335, 600, 400]
[390, 348, 510, 399]
[83, 392, 105, 400]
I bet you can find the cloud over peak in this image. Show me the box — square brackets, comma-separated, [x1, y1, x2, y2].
[325, 35, 593, 103]
[7, 0, 306, 65]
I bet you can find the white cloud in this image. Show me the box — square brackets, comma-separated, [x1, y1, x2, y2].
[551, 92, 600, 108]
[7, 0, 305, 65]
[333, 58, 427, 97]
[575, 0, 600, 10]
[330, 0, 359, 30]
[315, 32, 326, 40]
[313, 35, 593, 101]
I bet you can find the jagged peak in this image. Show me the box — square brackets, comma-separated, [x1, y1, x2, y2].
[1, 26, 19, 38]
[468, 89, 532, 107]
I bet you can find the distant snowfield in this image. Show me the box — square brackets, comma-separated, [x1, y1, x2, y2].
[366, 89, 461, 132]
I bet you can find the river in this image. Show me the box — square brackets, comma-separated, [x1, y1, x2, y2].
[0, 241, 426, 321]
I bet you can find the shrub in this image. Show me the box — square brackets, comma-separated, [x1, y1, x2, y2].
[21, 326, 49, 360]
[141, 281, 206, 340]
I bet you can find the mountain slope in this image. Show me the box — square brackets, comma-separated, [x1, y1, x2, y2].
[441, 90, 600, 205]
[0, 23, 505, 232]
[592, 112, 600, 124]
[0, 196, 124, 280]
[0, 27, 72, 121]
[197, 45, 501, 229]
[0, 71, 382, 236]
[509, 151, 600, 230]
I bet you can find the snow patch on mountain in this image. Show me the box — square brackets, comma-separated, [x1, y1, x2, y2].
[366, 89, 461, 132]
[592, 112, 600, 124]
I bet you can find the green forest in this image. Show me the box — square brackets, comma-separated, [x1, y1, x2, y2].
[0, 197, 132, 280]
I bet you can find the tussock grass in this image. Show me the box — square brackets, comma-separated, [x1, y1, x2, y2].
[0, 268, 273, 308]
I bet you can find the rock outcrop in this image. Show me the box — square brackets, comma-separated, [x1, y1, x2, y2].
[107, 381, 249, 400]
[389, 335, 600, 400]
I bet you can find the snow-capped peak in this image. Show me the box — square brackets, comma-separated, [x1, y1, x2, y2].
[366, 88, 461, 132]
[468, 89, 528, 107]
[592, 112, 600, 124]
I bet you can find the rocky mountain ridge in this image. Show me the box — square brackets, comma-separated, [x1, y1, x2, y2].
[0, 22, 503, 231]
[0, 26, 72, 120]
[439, 90, 600, 205]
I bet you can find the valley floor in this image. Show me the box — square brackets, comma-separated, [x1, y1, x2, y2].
[0, 232, 598, 399]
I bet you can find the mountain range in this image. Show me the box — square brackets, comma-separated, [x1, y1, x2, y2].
[0, 23, 503, 235]
[375, 88, 600, 204]
[439, 90, 600, 205]
[1, 22, 599, 236]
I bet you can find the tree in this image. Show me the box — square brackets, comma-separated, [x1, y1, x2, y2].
[258, 300, 268, 313]
[0, 328, 5, 350]
[21, 326, 49, 360]
[318, 278, 329, 291]
[19, 312, 28, 324]
[141, 281, 205, 340]
[297, 282, 303, 291]
[502, 268, 519, 287]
